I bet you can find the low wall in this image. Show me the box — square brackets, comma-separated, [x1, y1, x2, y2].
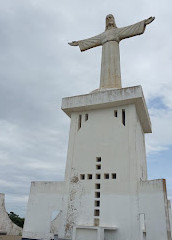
[0, 193, 22, 236]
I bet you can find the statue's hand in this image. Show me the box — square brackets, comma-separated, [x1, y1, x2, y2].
[68, 41, 79, 46]
[145, 16, 155, 25]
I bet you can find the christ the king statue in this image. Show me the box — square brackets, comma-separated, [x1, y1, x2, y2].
[69, 14, 155, 89]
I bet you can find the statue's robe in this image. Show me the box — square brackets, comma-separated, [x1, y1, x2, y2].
[77, 20, 146, 89]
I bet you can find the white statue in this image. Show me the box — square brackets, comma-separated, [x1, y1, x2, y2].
[69, 14, 155, 89]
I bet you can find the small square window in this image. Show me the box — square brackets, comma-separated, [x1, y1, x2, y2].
[87, 174, 92, 180]
[96, 157, 101, 162]
[94, 218, 99, 226]
[96, 165, 101, 170]
[80, 174, 85, 180]
[95, 192, 100, 198]
[94, 209, 100, 216]
[95, 183, 100, 189]
[95, 200, 100, 207]
[104, 173, 109, 179]
[112, 173, 116, 179]
[96, 174, 101, 179]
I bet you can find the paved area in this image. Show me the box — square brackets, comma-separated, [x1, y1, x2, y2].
[0, 235, 21, 240]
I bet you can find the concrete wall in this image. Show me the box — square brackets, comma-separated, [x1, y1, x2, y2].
[139, 179, 171, 240]
[62, 104, 147, 239]
[22, 182, 67, 240]
[0, 193, 22, 236]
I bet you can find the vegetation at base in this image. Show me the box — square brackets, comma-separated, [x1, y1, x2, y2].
[8, 211, 25, 228]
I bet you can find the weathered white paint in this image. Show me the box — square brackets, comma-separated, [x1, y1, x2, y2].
[0, 193, 22, 236]
[22, 86, 171, 240]
[61, 86, 151, 133]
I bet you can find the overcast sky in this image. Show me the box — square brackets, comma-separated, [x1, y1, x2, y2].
[0, 0, 172, 218]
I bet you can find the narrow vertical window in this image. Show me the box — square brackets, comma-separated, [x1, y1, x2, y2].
[78, 114, 82, 130]
[114, 110, 117, 117]
[122, 109, 125, 126]
[85, 113, 88, 121]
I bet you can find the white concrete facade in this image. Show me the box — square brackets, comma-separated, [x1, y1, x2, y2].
[22, 182, 67, 240]
[22, 86, 172, 240]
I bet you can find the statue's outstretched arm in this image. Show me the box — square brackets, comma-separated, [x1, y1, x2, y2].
[68, 41, 79, 46]
[145, 16, 155, 25]
[68, 33, 103, 52]
[118, 16, 155, 41]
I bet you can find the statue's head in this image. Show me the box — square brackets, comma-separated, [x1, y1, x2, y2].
[105, 14, 117, 30]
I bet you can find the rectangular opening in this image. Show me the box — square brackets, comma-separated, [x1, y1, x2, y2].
[96, 164, 101, 170]
[95, 183, 100, 189]
[104, 229, 117, 240]
[94, 209, 100, 216]
[95, 192, 100, 198]
[94, 218, 99, 226]
[96, 174, 101, 179]
[112, 173, 116, 179]
[75, 228, 97, 240]
[122, 109, 125, 126]
[140, 213, 146, 236]
[95, 200, 100, 207]
[114, 110, 117, 117]
[87, 174, 92, 180]
[85, 113, 88, 121]
[78, 114, 82, 130]
[96, 157, 101, 162]
[104, 173, 109, 179]
[80, 174, 85, 180]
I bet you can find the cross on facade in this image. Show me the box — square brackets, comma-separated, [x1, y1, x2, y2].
[79, 156, 117, 226]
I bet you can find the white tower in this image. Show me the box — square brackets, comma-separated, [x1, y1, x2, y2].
[60, 87, 171, 240]
[22, 14, 172, 240]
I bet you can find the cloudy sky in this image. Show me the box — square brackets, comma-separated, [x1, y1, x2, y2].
[0, 0, 172, 218]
